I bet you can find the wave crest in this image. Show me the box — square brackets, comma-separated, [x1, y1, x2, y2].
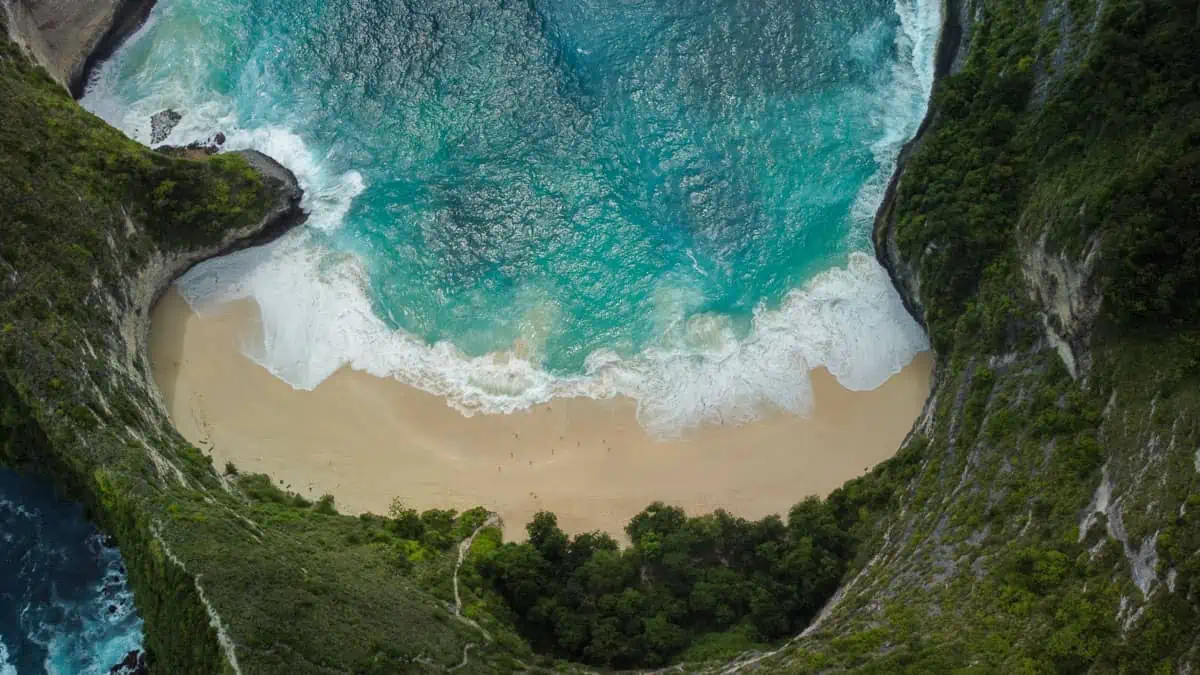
[179, 241, 926, 435]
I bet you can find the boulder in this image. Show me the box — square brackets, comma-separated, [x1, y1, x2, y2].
[149, 108, 182, 145]
[108, 649, 147, 675]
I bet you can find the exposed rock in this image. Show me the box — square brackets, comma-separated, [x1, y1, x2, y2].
[1021, 230, 1102, 378]
[131, 149, 305, 372]
[108, 649, 147, 675]
[149, 109, 182, 145]
[1, 0, 157, 96]
[156, 131, 230, 157]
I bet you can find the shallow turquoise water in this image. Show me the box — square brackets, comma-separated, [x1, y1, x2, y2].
[84, 0, 937, 432]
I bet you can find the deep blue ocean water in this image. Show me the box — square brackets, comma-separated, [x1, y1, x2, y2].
[83, 0, 937, 433]
[0, 470, 142, 674]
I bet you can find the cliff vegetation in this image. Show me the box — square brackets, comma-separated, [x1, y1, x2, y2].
[748, 0, 1200, 669]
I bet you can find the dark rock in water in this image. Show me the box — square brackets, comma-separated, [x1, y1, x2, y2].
[157, 132, 230, 158]
[150, 109, 183, 145]
[109, 649, 147, 675]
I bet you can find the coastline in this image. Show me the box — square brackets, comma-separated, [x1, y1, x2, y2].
[151, 289, 934, 540]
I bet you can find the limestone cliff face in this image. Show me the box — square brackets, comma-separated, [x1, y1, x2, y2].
[1019, 229, 1102, 378]
[1, 0, 155, 95]
[129, 150, 305, 396]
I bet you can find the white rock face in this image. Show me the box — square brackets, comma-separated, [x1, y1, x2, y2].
[1021, 231, 1102, 378]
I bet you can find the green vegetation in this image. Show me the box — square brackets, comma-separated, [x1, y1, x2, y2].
[753, 0, 1200, 669]
[894, 0, 1200, 350]
[474, 502, 846, 667]
[465, 427, 930, 668]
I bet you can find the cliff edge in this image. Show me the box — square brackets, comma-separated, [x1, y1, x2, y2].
[1, 0, 155, 96]
[741, 0, 1200, 669]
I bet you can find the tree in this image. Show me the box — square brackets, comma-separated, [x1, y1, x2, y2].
[528, 511, 569, 565]
[626, 502, 687, 546]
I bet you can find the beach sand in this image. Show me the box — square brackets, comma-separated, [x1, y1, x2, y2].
[150, 289, 933, 540]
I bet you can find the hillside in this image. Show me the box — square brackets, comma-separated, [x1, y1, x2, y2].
[0, 12, 510, 672]
[742, 0, 1200, 669]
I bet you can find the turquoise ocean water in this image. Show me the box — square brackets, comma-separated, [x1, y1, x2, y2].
[83, 0, 938, 434]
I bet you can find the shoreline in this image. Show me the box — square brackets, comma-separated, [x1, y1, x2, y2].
[151, 289, 933, 540]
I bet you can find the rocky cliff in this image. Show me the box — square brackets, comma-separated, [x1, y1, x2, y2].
[1, 0, 155, 95]
[736, 0, 1200, 669]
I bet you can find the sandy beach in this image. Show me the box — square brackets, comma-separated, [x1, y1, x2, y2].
[150, 289, 932, 540]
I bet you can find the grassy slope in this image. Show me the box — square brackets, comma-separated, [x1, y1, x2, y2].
[750, 0, 1200, 670]
[0, 35, 519, 674]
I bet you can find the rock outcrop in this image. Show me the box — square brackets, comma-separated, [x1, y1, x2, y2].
[108, 649, 148, 675]
[1, 0, 155, 96]
[149, 108, 181, 144]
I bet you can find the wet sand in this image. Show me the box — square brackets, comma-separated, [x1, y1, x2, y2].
[150, 289, 932, 540]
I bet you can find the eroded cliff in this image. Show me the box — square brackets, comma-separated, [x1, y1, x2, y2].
[1, 0, 155, 95]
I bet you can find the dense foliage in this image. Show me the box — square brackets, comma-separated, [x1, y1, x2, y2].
[895, 0, 1200, 351]
[474, 448, 925, 669]
[477, 503, 843, 667]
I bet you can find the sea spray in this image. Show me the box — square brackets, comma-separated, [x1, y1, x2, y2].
[0, 641, 15, 675]
[84, 0, 939, 435]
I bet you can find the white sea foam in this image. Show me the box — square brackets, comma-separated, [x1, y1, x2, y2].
[81, 0, 937, 436]
[0, 640, 15, 675]
[37, 544, 145, 675]
[178, 239, 925, 435]
[848, 0, 942, 243]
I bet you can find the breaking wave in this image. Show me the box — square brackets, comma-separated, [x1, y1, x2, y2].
[83, 0, 939, 435]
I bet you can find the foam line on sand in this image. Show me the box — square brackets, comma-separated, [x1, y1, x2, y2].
[151, 289, 933, 540]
